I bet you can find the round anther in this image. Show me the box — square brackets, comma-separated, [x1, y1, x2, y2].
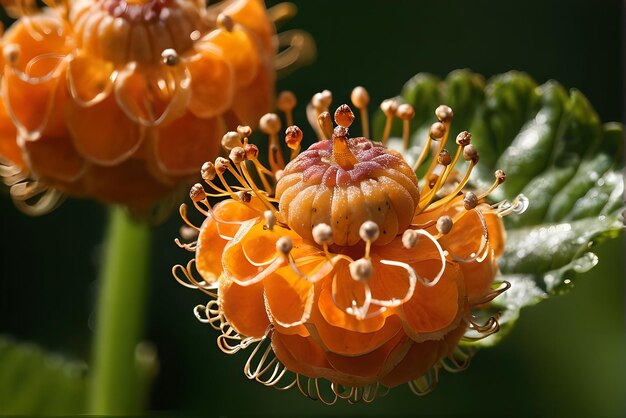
[435, 105, 453, 123]
[334, 104, 355, 128]
[456, 131, 472, 146]
[201, 161, 216, 181]
[312, 223, 333, 245]
[161, 48, 179, 66]
[436, 216, 453, 235]
[495, 169, 506, 184]
[221, 131, 242, 150]
[402, 229, 420, 249]
[285, 125, 303, 150]
[463, 144, 479, 163]
[3, 44, 20, 64]
[276, 236, 293, 255]
[189, 183, 205, 202]
[396, 103, 415, 120]
[264, 210, 276, 230]
[349, 258, 373, 282]
[215, 157, 230, 173]
[244, 143, 259, 159]
[237, 125, 252, 138]
[277, 91, 297, 112]
[438, 149, 452, 166]
[429, 122, 446, 140]
[380, 98, 398, 117]
[351, 86, 370, 109]
[229, 146, 246, 164]
[319, 90, 333, 108]
[217, 13, 234, 31]
[260, 113, 281, 135]
[359, 220, 380, 242]
[463, 191, 478, 210]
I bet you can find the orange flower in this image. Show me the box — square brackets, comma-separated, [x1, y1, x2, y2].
[174, 88, 527, 403]
[0, 0, 311, 214]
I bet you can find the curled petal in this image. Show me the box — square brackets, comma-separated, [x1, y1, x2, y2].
[439, 208, 489, 263]
[264, 265, 315, 328]
[369, 259, 416, 308]
[219, 275, 270, 338]
[330, 258, 374, 320]
[67, 54, 115, 106]
[186, 45, 235, 118]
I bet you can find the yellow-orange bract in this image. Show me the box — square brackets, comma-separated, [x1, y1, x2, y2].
[174, 91, 522, 403]
[0, 0, 277, 213]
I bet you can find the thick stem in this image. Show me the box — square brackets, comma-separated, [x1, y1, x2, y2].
[88, 207, 152, 415]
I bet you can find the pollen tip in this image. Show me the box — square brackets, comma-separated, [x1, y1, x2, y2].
[402, 229, 419, 249]
[349, 258, 373, 282]
[215, 157, 230, 173]
[244, 143, 259, 159]
[285, 125, 303, 149]
[229, 146, 246, 164]
[463, 144, 479, 163]
[435, 105, 453, 123]
[312, 223, 333, 245]
[396, 103, 415, 120]
[189, 183, 206, 202]
[217, 13, 234, 31]
[3, 43, 20, 64]
[334, 104, 355, 128]
[463, 191, 478, 210]
[276, 236, 293, 255]
[278, 91, 297, 112]
[350, 86, 370, 109]
[264, 210, 277, 230]
[436, 215, 453, 235]
[359, 220, 380, 242]
[429, 122, 446, 140]
[438, 149, 452, 166]
[237, 125, 252, 138]
[222, 131, 243, 150]
[201, 161, 216, 181]
[380, 98, 399, 117]
[495, 169, 506, 184]
[236, 190, 252, 203]
[161, 48, 179, 66]
[456, 131, 472, 146]
[260, 113, 281, 135]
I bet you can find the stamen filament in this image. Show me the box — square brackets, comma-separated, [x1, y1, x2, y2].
[240, 163, 279, 214]
[421, 161, 476, 213]
[423, 121, 451, 188]
[411, 135, 433, 172]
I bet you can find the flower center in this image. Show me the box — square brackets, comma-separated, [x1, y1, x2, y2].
[275, 105, 420, 246]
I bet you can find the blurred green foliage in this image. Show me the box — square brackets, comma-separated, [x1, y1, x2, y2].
[0, 0, 623, 416]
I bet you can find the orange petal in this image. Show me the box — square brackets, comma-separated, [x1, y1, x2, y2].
[67, 93, 144, 165]
[378, 339, 439, 388]
[231, 56, 274, 125]
[0, 100, 23, 167]
[67, 54, 115, 106]
[24, 132, 85, 183]
[114, 64, 190, 127]
[80, 158, 172, 208]
[264, 265, 314, 328]
[186, 46, 235, 118]
[195, 199, 260, 283]
[318, 278, 387, 333]
[202, 27, 260, 88]
[153, 111, 223, 175]
[310, 303, 403, 357]
[222, 0, 276, 56]
[219, 274, 270, 338]
[368, 256, 413, 306]
[330, 258, 371, 318]
[400, 261, 464, 341]
[270, 331, 332, 379]
[483, 208, 506, 258]
[325, 330, 409, 382]
[460, 245, 499, 303]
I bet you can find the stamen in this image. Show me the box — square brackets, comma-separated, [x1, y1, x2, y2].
[312, 223, 333, 258]
[435, 105, 453, 123]
[396, 103, 415, 151]
[285, 125, 303, 160]
[317, 111, 333, 140]
[402, 229, 420, 249]
[260, 113, 285, 172]
[350, 86, 370, 137]
[477, 170, 506, 200]
[275, 236, 293, 257]
[380, 98, 398, 145]
[334, 104, 355, 128]
[237, 125, 252, 138]
[436, 215, 453, 235]
[189, 183, 207, 203]
[463, 191, 478, 210]
[216, 13, 234, 31]
[3, 44, 20, 65]
[264, 210, 276, 230]
[278, 91, 297, 127]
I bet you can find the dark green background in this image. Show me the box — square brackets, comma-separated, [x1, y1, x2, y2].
[0, 0, 624, 416]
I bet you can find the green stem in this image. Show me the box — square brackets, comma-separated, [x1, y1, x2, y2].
[88, 207, 152, 415]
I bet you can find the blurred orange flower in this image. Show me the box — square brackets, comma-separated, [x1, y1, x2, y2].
[175, 89, 525, 403]
[0, 0, 310, 214]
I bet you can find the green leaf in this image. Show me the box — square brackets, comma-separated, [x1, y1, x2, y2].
[374, 70, 624, 347]
[0, 336, 88, 415]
